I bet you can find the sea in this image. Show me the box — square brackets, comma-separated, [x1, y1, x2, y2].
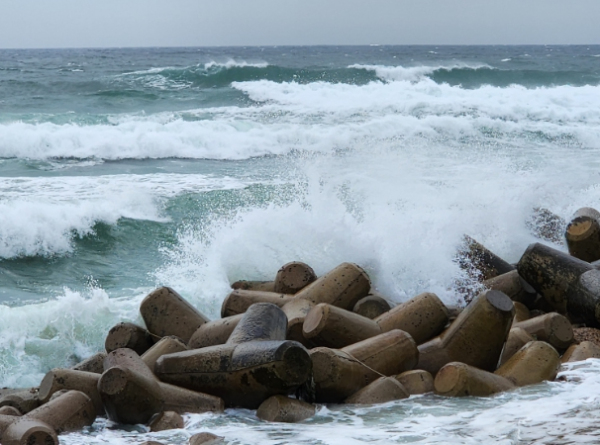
[1, 45, 600, 444]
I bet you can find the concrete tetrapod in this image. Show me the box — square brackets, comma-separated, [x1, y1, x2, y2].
[457, 235, 515, 281]
[0, 418, 58, 445]
[483, 270, 537, 307]
[189, 432, 225, 445]
[226, 303, 288, 344]
[434, 362, 515, 397]
[149, 411, 184, 432]
[353, 293, 392, 319]
[72, 352, 107, 374]
[105, 322, 155, 355]
[155, 340, 312, 409]
[310, 329, 418, 403]
[345, 377, 409, 404]
[141, 336, 189, 372]
[274, 261, 317, 294]
[99, 348, 223, 423]
[417, 290, 514, 375]
[256, 395, 316, 422]
[561, 341, 600, 363]
[22, 390, 96, 434]
[188, 314, 243, 349]
[221, 290, 294, 318]
[495, 341, 560, 386]
[513, 313, 574, 351]
[140, 287, 210, 343]
[282, 262, 371, 342]
[302, 292, 448, 349]
[394, 370, 434, 395]
[498, 328, 534, 366]
[38, 369, 102, 415]
[303, 303, 382, 348]
[0, 406, 21, 416]
[98, 348, 164, 424]
[565, 269, 600, 327]
[565, 207, 600, 262]
[157, 381, 224, 414]
[517, 242, 591, 314]
[513, 302, 530, 323]
[0, 389, 40, 414]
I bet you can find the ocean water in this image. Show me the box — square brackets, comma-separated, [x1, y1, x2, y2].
[1, 45, 600, 444]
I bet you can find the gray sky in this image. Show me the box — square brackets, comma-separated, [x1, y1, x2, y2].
[1, 0, 599, 49]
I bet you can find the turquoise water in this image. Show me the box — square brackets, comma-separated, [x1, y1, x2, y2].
[1, 45, 600, 444]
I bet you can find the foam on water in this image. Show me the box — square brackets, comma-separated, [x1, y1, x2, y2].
[0, 286, 143, 387]
[349, 63, 493, 82]
[0, 173, 252, 258]
[2, 73, 599, 161]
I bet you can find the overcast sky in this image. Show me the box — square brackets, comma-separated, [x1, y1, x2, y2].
[1, 0, 599, 49]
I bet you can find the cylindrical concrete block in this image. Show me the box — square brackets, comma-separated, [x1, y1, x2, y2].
[189, 432, 224, 445]
[105, 322, 155, 355]
[457, 235, 515, 281]
[149, 411, 184, 432]
[99, 348, 164, 424]
[565, 207, 600, 262]
[0, 418, 58, 445]
[72, 352, 107, 374]
[281, 298, 316, 345]
[498, 327, 534, 367]
[221, 290, 294, 318]
[375, 292, 449, 344]
[345, 376, 409, 404]
[274, 262, 317, 294]
[483, 270, 537, 307]
[25, 390, 95, 434]
[561, 341, 600, 363]
[517, 242, 591, 314]
[38, 369, 102, 415]
[231, 280, 275, 292]
[294, 262, 371, 310]
[188, 314, 243, 349]
[353, 293, 392, 319]
[417, 290, 514, 374]
[514, 313, 574, 351]
[565, 269, 600, 327]
[0, 389, 40, 414]
[155, 341, 312, 409]
[513, 301, 531, 323]
[495, 341, 560, 386]
[0, 406, 21, 416]
[256, 395, 316, 422]
[342, 329, 419, 377]
[140, 287, 209, 343]
[141, 336, 188, 372]
[310, 347, 381, 403]
[158, 381, 224, 414]
[394, 370, 434, 395]
[434, 362, 515, 397]
[302, 303, 382, 348]
[226, 303, 288, 344]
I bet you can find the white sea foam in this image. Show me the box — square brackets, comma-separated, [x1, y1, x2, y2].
[0, 174, 252, 258]
[2, 78, 600, 162]
[349, 63, 493, 82]
[0, 287, 142, 387]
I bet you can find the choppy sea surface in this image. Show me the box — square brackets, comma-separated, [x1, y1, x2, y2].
[1, 45, 600, 444]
